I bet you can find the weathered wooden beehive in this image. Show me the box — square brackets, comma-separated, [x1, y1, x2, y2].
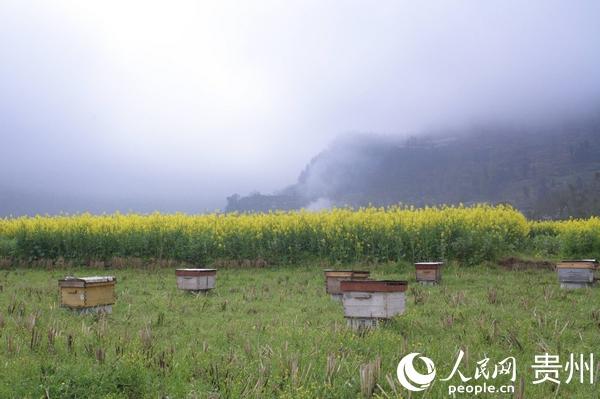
[176, 268, 217, 293]
[324, 269, 370, 301]
[59, 276, 116, 314]
[340, 280, 408, 330]
[415, 262, 443, 285]
[557, 260, 598, 289]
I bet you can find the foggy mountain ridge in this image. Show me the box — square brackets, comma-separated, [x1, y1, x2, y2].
[226, 116, 600, 218]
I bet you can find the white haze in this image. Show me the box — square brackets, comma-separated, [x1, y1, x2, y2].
[1, 1, 600, 215]
[306, 198, 334, 212]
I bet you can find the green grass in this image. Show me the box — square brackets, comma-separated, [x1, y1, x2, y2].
[0, 263, 598, 398]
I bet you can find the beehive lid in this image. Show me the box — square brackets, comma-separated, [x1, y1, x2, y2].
[175, 268, 217, 276]
[324, 269, 366, 272]
[341, 279, 408, 293]
[557, 260, 598, 269]
[415, 262, 444, 270]
[324, 270, 353, 278]
[176, 268, 216, 271]
[324, 269, 370, 277]
[59, 276, 116, 287]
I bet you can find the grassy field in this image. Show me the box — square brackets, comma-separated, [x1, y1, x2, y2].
[1, 262, 598, 398]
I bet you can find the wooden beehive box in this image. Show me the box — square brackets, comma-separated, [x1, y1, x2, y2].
[340, 280, 408, 330]
[324, 269, 370, 300]
[176, 268, 217, 292]
[59, 276, 116, 313]
[415, 262, 443, 285]
[557, 260, 598, 289]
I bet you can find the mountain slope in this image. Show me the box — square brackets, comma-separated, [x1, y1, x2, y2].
[226, 116, 600, 218]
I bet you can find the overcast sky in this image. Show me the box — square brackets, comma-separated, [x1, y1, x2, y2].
[1, 1, 600, 214]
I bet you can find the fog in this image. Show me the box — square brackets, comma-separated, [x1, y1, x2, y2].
[1, 1, 600, 215]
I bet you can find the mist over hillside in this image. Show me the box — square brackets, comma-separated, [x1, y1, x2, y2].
[227, 113, 600, 218]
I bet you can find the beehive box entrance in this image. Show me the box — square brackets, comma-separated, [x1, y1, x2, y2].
[324, 270, 370, 301]
[340, 280, 407, 330]
[415, 262, 443, 285]
[556, 260, 598, 289]
[59, 276, 116, 313]
[176, 269, 217, 293]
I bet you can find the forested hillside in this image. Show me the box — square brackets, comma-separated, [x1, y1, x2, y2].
[227, 116, 600, 218]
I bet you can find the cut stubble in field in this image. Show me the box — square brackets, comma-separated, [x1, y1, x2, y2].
[0, 262, 598, 398]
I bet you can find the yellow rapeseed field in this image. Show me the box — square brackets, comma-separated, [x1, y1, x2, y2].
[0, 205, 597, 265]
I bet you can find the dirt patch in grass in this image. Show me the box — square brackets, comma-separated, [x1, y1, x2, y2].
[498, 256, 555, 271]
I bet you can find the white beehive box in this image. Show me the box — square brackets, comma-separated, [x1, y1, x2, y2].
[557, 260, 597, 289]
[340, 280, 408, 330]
[175, 269, 217, 292]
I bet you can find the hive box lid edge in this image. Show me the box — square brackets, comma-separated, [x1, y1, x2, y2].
[59, 276, 116, 287]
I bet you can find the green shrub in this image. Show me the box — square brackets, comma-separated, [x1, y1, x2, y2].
[0, 237, 16, 258]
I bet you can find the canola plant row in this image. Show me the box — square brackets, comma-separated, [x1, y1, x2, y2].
[0, 205, 597, 265]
